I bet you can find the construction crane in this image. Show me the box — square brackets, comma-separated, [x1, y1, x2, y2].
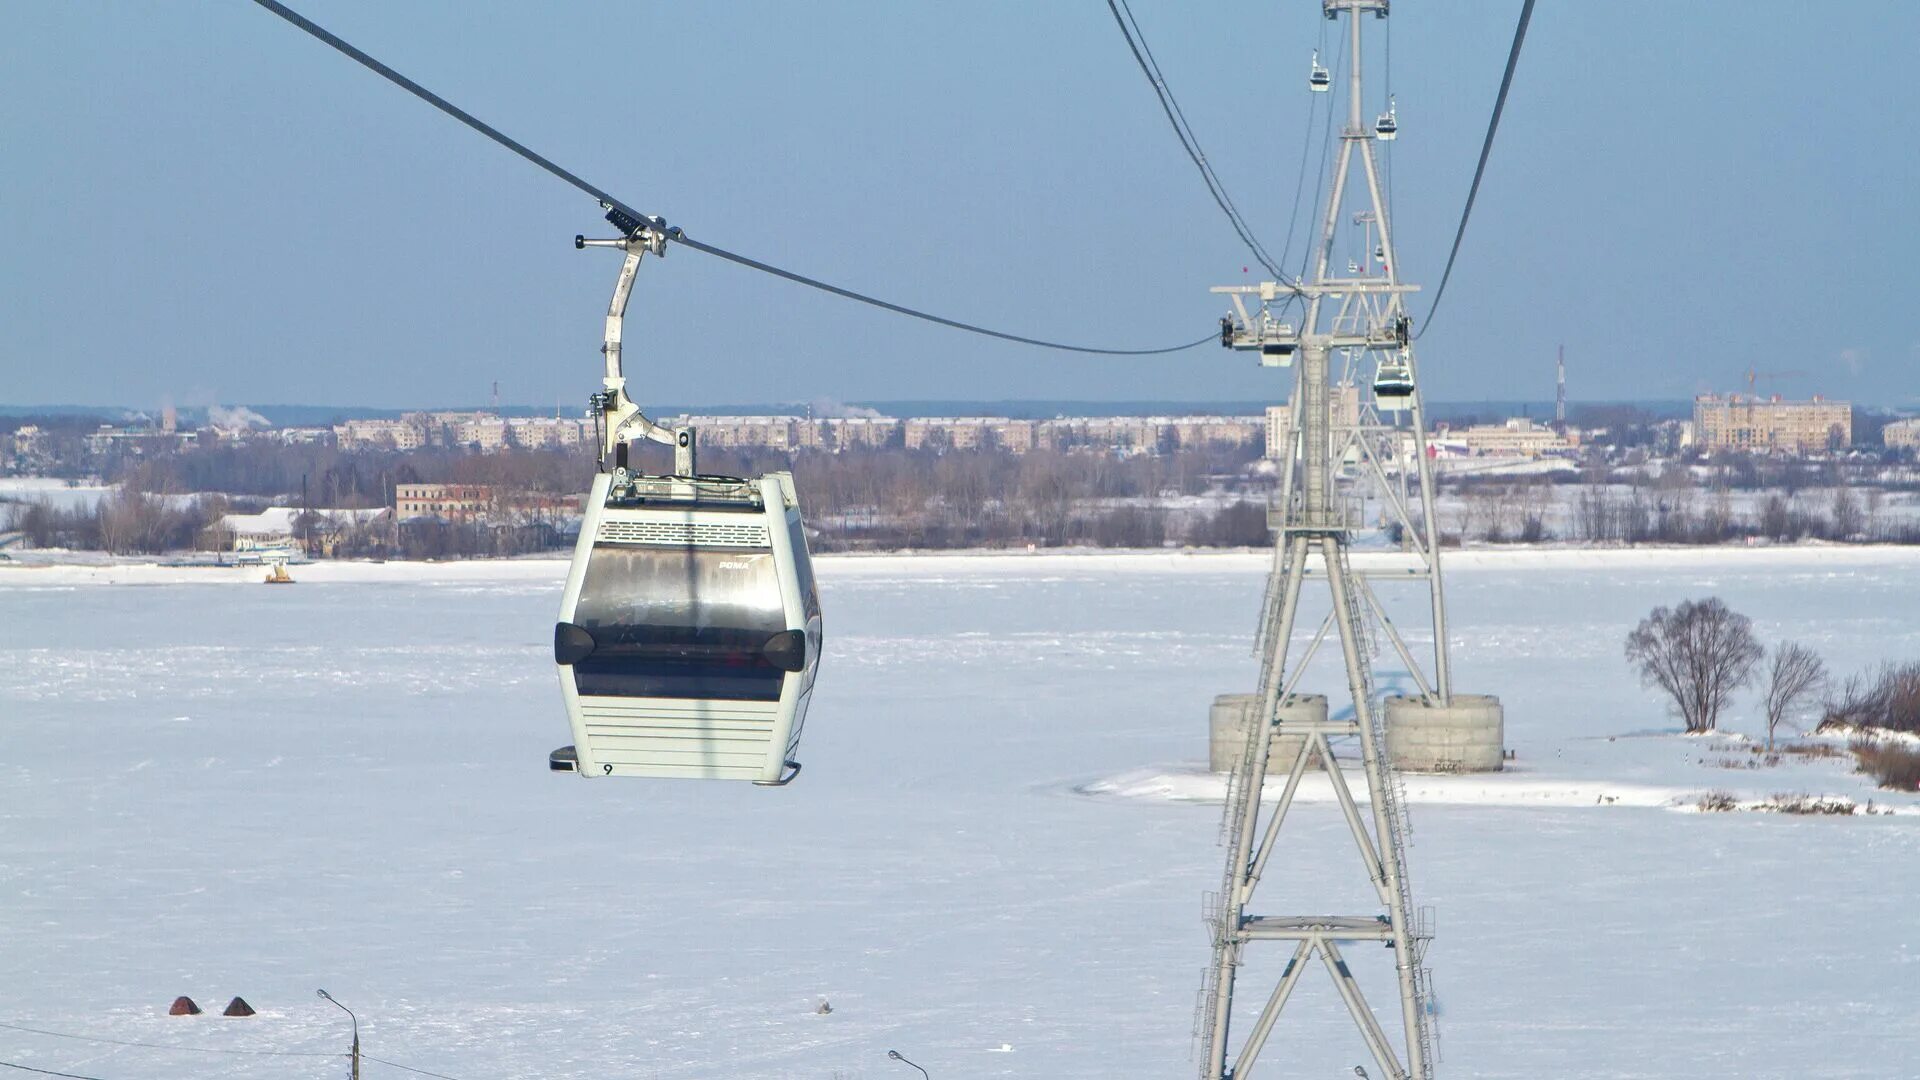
[1744, 367, 1808, 396]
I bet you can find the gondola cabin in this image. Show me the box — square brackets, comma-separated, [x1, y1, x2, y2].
[1374, 354, 1415, 411]
[552, 469, 821, 784]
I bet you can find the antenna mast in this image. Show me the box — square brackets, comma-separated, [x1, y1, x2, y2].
[1555, 345, 1567, 428]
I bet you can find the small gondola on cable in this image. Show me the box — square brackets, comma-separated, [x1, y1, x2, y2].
[1375, 96, 1399, 141]
[548, 206, 822, 785]
[1373, 349, 1415, 410]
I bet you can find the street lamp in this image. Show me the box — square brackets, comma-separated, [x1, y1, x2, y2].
[317, 989, 361, 1080]
[887, 1049, 930, 1080]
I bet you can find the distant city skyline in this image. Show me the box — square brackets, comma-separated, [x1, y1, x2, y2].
[4, 2, 1916, 409]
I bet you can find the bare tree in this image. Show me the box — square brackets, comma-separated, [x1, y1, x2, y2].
[1624, 598, 1763, 733]
[1761, 641, 1829, 750]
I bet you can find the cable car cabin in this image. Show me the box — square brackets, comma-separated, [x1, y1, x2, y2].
[1309, 54, 1331, 92]
[1374, 356, 1415, 411]
[1375, 109, 1398, 141]
[552, 470, 821, 785]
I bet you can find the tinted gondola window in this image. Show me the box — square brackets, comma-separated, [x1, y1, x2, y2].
[572, 545, 788, 700]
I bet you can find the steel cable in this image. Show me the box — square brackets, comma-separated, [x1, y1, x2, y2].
[248, 0, 1212, 356]
[1417, 0, 1537, 338]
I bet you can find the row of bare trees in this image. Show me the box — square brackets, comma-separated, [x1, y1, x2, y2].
[1624, 598, 1920, 772]
[1441, 480, 1915, 545]
[1624, 598, 1829, 748]
[5, 490, 230, 554]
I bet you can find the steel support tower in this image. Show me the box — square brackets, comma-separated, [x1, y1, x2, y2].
[1199, 3, 1442, 1077]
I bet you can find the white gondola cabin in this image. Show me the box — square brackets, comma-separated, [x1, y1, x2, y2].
[1375, 98, 1399, 141]
[551, 212, 824, 785]
[1309, 52, 1331, 92]
[553, 470, 821, 784]
[1374, 352, 1415, 410]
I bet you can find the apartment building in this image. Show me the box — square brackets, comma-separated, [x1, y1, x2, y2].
[1692, 395, 1851, 453]
[1263, 387, 1361, 460]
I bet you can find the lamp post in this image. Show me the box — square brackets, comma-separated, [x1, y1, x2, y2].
[317, 989, 360, 1080]
[886, 1049, 930, 1080]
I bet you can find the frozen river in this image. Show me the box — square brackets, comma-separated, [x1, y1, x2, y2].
[3, 549, 1918, 1079]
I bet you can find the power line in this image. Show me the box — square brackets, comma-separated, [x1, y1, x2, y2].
[0, 1019, 338, 1059]
[364, 1054, 471, 1080]
[1103, 0, 1300, 292]
[0, 1022, 478, 1080]
[247, 0, 1210, 357]
[0, 1060, 115, 1080]
[1418, 0, 1537, 338]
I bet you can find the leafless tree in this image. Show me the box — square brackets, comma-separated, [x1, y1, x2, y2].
[1624, 598, 1763, 733]
[1761, 641, 1829, 750]
[1830, 485, 1864, 540]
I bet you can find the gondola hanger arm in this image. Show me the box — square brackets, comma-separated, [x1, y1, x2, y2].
[578, 208, 692, 470]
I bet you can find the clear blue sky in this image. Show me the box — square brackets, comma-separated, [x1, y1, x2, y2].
[3, 2, 1916, 411]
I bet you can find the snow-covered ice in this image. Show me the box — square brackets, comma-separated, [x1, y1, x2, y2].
[3, 548, 1919, 1078]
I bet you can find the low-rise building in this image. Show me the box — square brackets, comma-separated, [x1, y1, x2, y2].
[670, 416, 802, 451]
[334, 418, 427, 451]
[11, 425, 46, 458]
[84, 424, 198, 456]
[826, 416, 902, 450]
[903, 417, 1036, 452]
[1035, 416, 1165, 454]
[396, 483, 495, 520]
[1882, 417, 1920, 450]
[1456, 418, 1570, 457]
[214, 506, 388, 555]
[1166, 416, 1264, 450]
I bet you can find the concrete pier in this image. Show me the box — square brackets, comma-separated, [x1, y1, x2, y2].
[1383, 693, 1505, 772]
[1208, 693, 1330, 772]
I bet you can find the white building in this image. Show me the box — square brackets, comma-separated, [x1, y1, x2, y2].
[1455, 418, 1570, 458]
[1883, 418, 1920, 450]
[216, 507, 388, 552]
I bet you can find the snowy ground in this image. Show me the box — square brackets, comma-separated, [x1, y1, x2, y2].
[3, 549, 1919, 1079]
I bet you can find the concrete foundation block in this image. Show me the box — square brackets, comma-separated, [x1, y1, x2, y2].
[1208, 693, 1330, 773]
[1384, 693, 1505, 773]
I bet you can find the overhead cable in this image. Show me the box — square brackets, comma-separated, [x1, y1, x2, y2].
[1103, 0, 1300, 292]
[248, 0, 1210, 357]
[674, 236, 1215, 355]
[0, 1060, 115, 1080]
[0, 1019, 337, 1059]
[1418, 0, 1537, 338]
[364, 1054, 474, 1080]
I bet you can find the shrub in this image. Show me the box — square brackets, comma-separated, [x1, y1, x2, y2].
[1852, 741, 1920, 792]
[1762, 793, 1856, 816]
[1696, 790, 1738, 812]
[1820, 662, 1920, 735]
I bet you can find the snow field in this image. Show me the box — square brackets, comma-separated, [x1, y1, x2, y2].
[2, 548, 1919, 1078]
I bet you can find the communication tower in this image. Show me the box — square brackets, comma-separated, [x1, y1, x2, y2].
[1200, 3, 1503, 1077]
[1555, 345, 1566, 428]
